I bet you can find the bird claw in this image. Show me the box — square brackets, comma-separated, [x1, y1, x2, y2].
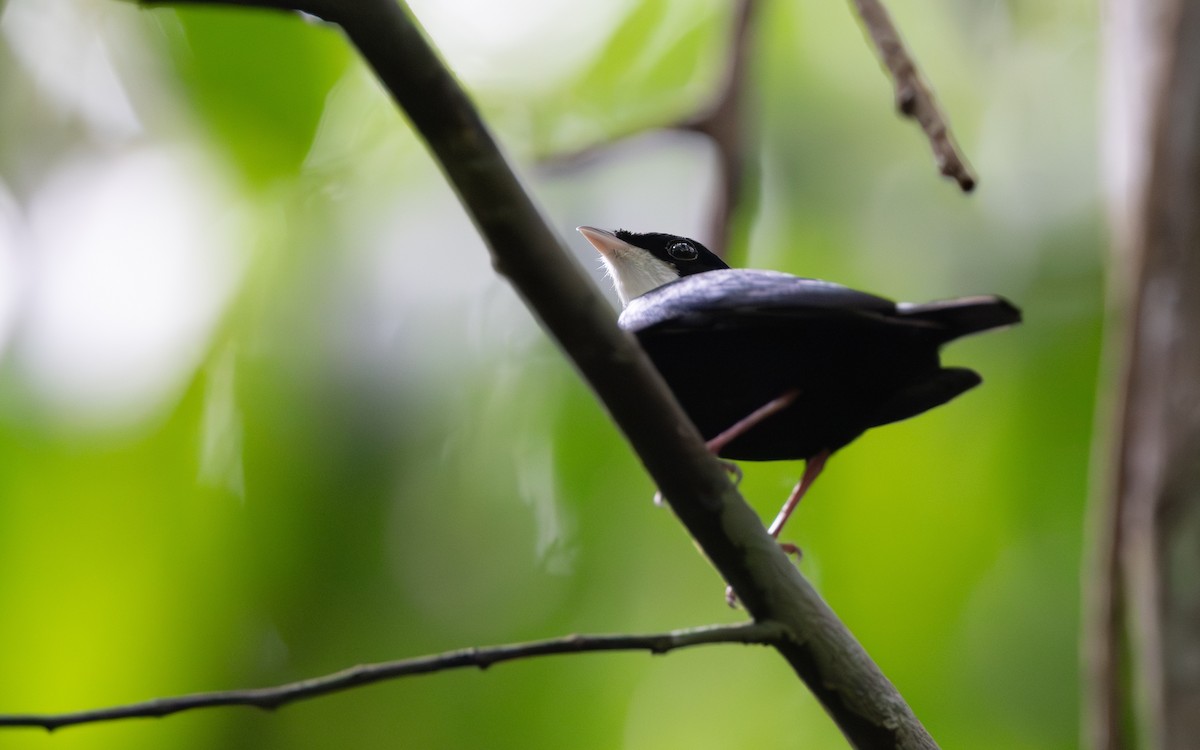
[779, 541, 803, 560]
[723, 541, 802, 607]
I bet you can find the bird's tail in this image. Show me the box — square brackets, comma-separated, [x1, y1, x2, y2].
[896, 296, 1021, 342]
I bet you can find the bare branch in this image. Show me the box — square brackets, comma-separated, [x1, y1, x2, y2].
[0, 623, 784, 731]
[849, 0, 976, 192]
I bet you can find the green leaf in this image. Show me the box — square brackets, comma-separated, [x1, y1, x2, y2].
[161, 7, 351, 185]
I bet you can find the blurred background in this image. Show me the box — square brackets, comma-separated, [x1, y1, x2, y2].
[0, 0, 1101, 748]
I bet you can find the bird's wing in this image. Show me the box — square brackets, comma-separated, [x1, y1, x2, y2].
[618, 270, 899, 333]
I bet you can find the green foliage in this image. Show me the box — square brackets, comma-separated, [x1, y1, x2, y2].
[159, 7, 351, 184]
[0, 0, 1101, 748]
[529, 0, 723, 155]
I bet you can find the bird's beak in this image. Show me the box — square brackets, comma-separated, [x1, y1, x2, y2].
[577, 226, 633, 259]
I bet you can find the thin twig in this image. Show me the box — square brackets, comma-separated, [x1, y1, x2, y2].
[0, 623, 784, 731]
[849, 0, 976, 192]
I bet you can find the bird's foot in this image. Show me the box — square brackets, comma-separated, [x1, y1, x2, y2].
[779, 541, 803, 560]
[723, 541, 803, 608]
[719, 460, 743, 485]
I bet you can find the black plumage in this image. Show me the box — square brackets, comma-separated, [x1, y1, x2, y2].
[578, 225, 1020, 550]
[620, 269, 1020, 460]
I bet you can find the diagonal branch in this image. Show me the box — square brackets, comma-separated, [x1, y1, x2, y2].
[80, 2, 941, 748]
[849, 0, 976, 192]
[0, 623, 784, 731]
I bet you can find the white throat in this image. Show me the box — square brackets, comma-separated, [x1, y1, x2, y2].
[601, 251, 680, 307]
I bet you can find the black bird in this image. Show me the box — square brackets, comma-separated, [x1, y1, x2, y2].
[578, 226, 1020, 544]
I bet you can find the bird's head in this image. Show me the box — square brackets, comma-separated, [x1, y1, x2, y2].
[577, 226, 729, 306]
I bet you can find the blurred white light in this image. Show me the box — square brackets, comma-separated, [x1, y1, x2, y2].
[1, 0, 142, 140]
[15, 147, 245, 429]
[0, 183, 23, 359]
[975, 34, 1099, 234]
[406, 0, 634, 88]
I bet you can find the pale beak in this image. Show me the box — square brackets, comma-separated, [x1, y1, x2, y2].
[577, 226, 636, 259]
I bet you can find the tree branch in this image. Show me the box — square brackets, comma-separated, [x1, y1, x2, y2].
[1096, 2, 1200, 748]
[849, 0, 976, 192]
[539, 0, 761, 258]
[0, 623, 783, 731]
[677, 0, 759, 257]
[91, 2, 941, 747]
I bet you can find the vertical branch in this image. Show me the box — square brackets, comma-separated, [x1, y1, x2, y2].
[1090, 2, 1172, 746]
[1097, 1, 1200, 748]
[678, 0, 760, 256]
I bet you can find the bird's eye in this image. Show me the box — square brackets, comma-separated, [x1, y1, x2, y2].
[667, 241, 699, 261]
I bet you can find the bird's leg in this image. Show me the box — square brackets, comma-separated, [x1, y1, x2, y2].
[706, 389, 801, 456]
[730, 450, 834, 617]
[699, 390, 800, 499]
[727, 450, 831, 606]
[712, 390, 803, 608]
[767, 449, 830, 549]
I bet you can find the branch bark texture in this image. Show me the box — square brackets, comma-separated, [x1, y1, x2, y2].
[1094, 1, 1200, 748]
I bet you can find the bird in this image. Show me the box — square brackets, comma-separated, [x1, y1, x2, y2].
[577, 226, 1020, 549]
